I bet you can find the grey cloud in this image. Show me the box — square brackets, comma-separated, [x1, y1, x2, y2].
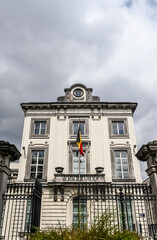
[0, 0, 157, 180]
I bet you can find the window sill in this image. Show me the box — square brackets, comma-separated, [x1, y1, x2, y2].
[24, 178, 47, 182]
[30, 135, 49, 139]
[110, 134, 129, 139]
[69, 135, 89, 139]
[112, 178, 136, 182]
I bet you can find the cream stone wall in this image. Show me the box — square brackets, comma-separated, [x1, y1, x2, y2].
[17, 106, 142, 183]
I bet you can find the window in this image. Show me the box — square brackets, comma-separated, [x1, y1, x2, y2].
[108, 118, 129, 138]
[114, 151, 129, 179]
[69, 119, 89, 138]
[30, 118, 50, 138]
[118, 200, 134, 231]
[68, 143, 90, 174]
[112, 121, 124, 135]
[25, 198, 32, 233]
[34, 121, 46, 135]
[30, 150, 44, 179]
[73, 121, 85, 135]
[25, 146, 48, 181]
[73, 196, 87, 229]
[73, 151, 86, 174]
[73, 89, 84, 97]
[111, 147, 135, 182]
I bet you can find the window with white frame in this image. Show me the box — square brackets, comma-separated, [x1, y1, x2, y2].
[112, 121, 124, 135]
[73, 151, 86, 174]
[34, 121, 46, 135]
[30, 150, 44, 179]
[69, 119, 89, 138]
[30, 118, 50, 138]
[108, 118, 129, 139]
[73, 196, 87, 229]
[73, 121, 85, 135]
[114, 150, 129, 179]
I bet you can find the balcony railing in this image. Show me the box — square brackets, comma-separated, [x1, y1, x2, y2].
[54, 174, 105, 182]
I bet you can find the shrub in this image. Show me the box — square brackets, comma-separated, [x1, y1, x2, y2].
[28, 211, 142, 240]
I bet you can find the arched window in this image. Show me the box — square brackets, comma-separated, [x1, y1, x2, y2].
[73, 196, 87, 228]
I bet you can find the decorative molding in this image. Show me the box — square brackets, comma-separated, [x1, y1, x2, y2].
[136, 141, 157, 161]
[21, 102, 137, 116]
[0, 164, 11, 175]
[0, 155, 5, 165]
[112, 178, 136, 183]
[146, 165, 157, 176]
[0, 141, 21, 161]
[103, 113, 132, 116]
[26, 113, 57, 117]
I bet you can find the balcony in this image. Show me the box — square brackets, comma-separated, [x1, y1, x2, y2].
[54, 173, 105, 182]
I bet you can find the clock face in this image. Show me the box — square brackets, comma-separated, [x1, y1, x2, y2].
[73, 89, 83, 97]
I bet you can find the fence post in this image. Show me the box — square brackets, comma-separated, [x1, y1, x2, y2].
[136, 141, 157, 226]
[0, 141, 21, 224]
[119, 187, 126, 231]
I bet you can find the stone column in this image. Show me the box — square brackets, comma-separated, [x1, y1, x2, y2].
[0, 141, 21, 223]
[136, 140, 157, 223]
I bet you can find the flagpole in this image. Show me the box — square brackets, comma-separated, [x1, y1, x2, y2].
[79, 151, 81, 182]
[78, 118, 80, 182]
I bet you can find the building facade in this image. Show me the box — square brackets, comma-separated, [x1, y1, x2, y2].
[0, 84, 155, 239]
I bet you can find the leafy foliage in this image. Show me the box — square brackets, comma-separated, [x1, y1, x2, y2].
[28, 211, 142, 240]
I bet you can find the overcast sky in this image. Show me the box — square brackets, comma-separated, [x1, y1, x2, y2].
[0, 0, 157, 180]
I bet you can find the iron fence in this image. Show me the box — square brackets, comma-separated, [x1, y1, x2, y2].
[0, 180, 42, 240]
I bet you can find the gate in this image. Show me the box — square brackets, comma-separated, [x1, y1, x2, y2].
[0, 179, 42, 240]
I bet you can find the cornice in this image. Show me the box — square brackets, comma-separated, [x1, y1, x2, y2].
[0, 141, 21, 160]
[136, 140, 157, 161]
[21, 102, 137, 115]
[0, 164, 11, 175]
[146, 165, 157, 176]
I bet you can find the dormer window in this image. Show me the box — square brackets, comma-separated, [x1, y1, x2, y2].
[73, 89, 83, 98]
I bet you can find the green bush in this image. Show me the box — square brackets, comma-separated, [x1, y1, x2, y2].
[28, 211, 142, 240]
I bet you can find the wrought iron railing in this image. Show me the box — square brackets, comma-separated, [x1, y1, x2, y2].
[0, 180, 42, 240]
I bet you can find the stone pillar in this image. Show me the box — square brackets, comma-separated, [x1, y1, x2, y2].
[0, 141, 21, 223]
[136, 140, 157, 223]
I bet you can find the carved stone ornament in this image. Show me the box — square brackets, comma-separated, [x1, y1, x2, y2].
[0, 155, 5, 165]
[154, 154, 157, 165]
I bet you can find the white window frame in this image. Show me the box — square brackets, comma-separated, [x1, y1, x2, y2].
[29, 118, 50, 139]
[110, 146, 135, 182]
[30, 150, 44, 179]
[69, 118, 89, 139]
[34, 121, 46, 135]
[73, 121, 85, 135]
[114, 150, 129, 179]
[108, 118, 129, 139]
[112, 121, 125, 135]
[73, 151, 86, 174]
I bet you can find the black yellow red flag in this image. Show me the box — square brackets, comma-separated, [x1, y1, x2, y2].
[76, 126, 84, 156]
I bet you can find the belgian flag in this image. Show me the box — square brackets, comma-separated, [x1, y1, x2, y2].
[76, 126, 84, 156]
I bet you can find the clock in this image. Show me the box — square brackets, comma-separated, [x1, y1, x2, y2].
[73, 89, 83, 97]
